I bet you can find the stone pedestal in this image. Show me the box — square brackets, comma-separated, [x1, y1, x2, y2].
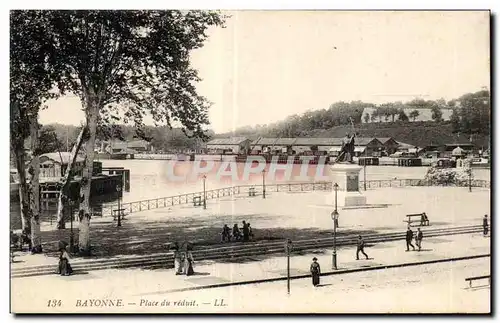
[327, 163, 367, 207]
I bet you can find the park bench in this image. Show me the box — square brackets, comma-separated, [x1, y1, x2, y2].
[404, 213, 430, 226]
[92, 209, 103, 217]
[112, 208, 127, 221]
[465, 275, 490, 288]
[249, 187, 256, 197]
[193, 196, 203, 207]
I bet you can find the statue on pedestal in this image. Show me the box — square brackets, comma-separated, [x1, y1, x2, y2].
[335, 132, 356, 164]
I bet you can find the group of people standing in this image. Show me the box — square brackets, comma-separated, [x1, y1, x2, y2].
[172, 242, 195, 276]
[221, 221, 254, 242]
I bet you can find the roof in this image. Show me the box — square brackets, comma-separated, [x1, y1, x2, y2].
[252, 137, 381, 146]
[445, 143, 474, 147]
[377, 137, 397, 144]
[452, 146, 465, 155]
[207, 137, 249, 145]
[251, 138, 297, 146]
[109, 140, 149, 149]
[355, 137, 382, 145]
[39, 152, 85, 165]
[293, 138, 343, 146]
[397, 142, 416, 149]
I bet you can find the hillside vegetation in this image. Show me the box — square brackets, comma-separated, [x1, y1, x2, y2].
[218, 90, 490, 149]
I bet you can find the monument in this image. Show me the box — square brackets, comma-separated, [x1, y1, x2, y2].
[328, 131, 367, 207]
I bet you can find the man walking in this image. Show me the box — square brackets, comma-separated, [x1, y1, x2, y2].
[483, 215, 489, 236]
[406, 227, 415, 251]
[356, 235, 369, 260]
[415, 228, 423, 251]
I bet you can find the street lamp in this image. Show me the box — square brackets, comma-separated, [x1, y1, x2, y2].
[262, 169, 266, 199]
[203, 175, 207, 209]
[364, 148, 367, 191]
[69, 202, 74, 251]
[468, 159, 472, 193]
[116, 185, 122, 227]
[332, 182, 340, 270]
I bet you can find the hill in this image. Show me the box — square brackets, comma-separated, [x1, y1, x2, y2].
[304, 121, 489, 149]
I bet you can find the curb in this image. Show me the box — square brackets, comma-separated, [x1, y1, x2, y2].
[143, 253, 491, 295]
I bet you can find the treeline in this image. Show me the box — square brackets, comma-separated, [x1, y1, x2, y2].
[37, 123, 215, 153]
[219, 90, 490, 139]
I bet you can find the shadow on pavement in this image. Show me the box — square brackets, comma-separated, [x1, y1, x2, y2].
[28, 216, 379, 261]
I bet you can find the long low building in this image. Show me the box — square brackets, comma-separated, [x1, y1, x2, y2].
[251, 137, 386, 157]
[206, 137, 251, 154]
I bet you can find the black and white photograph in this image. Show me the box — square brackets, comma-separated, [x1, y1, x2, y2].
[8, 8, 491, 314]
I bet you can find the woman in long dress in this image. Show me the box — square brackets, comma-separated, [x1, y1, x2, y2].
[185, 244, 195, 276]
[310, 257, 320, 287]
[172, 242, 183, 275]
[58, 246, 73, 276]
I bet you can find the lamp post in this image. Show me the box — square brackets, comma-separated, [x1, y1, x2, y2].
[364, 148, 367, 191]
[69, 202, 74, 251]
[116, 185, 122, 227]
[285, 239, 292, 295]
[468, 159, 472, 193]
[332, 183, 339, 270]
[262, 169, 266, 199]
[203, 175, 207, 209]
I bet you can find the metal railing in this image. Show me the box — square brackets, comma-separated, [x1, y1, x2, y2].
[92, 178, 490, 217]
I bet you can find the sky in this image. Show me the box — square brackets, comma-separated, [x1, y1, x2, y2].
[38, 10, 490, 133]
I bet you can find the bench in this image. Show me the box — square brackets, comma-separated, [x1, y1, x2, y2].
[92, 210, 103, 217]
[112, 208, 127, 221]
[249, 187, 256, 197]
[193, 196, 203, 207]
[465, 275, 490, 288]
[404, 213, 430, 226]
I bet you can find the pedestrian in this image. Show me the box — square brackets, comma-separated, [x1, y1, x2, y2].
[483, 215, 489, 236]
[416, 228, 423, 251]
[420, 212, 429, 226]
[356, 235, 369, 260]
[248, 223, 254, 240]
[221, 224, 231, 242]
[242, 220, 249, 241]
[232, 224, 241, 241]
[310, 257, 321, 287]
[172, 242, 183, 275]
[184, 243, 195, 276]
[57, 244, 73, 276]
[406, 227, 415, 251]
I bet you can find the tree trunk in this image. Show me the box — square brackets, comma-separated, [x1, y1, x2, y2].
[14, 143, 31, 235]
[78, 91, 100, 256]
[28, 114, 42, 253]
[56, 126, 87, 229]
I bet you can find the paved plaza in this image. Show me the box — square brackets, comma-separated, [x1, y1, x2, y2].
[11, 231, 490, 313]
[23, 186, 490, 260]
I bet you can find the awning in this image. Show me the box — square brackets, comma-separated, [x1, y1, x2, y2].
[354, 147, 366, 152]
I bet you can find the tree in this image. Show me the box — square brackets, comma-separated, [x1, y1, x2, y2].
[430, 104, 443, 122]
[449, 109, 461, 133]
[11, 11, 61, 253]
[38, 125, 65, 154]
[397, 109, 409, 122]
[40, 10, 225, 255]
[363, 113, 370, 123]
[409, 109, 420, 121]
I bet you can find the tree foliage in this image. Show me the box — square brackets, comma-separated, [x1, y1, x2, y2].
[451, 90, 490, 136]
[26, 10, 226, 254]
[45, 10, 225, 139]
